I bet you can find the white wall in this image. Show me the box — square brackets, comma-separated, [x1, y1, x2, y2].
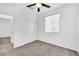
[37, 4, 77, 51]
[13, 9, 37, 47]
[77, 4, 79, 53]
[11, 4, 37, 47]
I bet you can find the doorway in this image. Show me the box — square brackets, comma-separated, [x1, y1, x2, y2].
[0, 14, 13, 52]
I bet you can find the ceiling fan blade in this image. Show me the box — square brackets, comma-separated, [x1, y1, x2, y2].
[37, 8, 40, 12]
[26, 3, 36, 7]
[41, 3, 51, 8]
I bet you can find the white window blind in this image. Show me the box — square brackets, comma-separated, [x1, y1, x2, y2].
[45, 14, 60, 32]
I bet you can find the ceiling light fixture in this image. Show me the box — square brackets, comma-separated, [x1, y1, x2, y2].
[26, 3, 51, 12]
[36, 3, 41, 8]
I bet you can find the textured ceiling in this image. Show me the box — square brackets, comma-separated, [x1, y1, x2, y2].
[0, 3, 68, 14]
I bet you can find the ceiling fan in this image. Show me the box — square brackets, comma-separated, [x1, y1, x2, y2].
[26, 3, 51, 12]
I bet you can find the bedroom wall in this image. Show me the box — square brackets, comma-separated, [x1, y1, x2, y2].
[13, 4, 37, 47]
[77, 4, 79, 53]
[37, 4, 77, 51]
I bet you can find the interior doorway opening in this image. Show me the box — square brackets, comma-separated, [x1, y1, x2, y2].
[0, 14, 13, 51]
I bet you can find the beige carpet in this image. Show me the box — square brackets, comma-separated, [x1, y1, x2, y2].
[0, 40, 78, 56]
[0, 37, 10, 45]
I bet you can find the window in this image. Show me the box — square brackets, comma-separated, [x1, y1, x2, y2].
[45, 14, 60, 32]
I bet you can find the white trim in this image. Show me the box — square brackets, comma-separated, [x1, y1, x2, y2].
[0, 14, 13, 19]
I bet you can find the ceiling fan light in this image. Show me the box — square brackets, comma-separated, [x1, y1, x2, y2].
[36, 3, 41, 8]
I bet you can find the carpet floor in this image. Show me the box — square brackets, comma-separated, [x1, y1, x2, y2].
[0, 40, 78, 56]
